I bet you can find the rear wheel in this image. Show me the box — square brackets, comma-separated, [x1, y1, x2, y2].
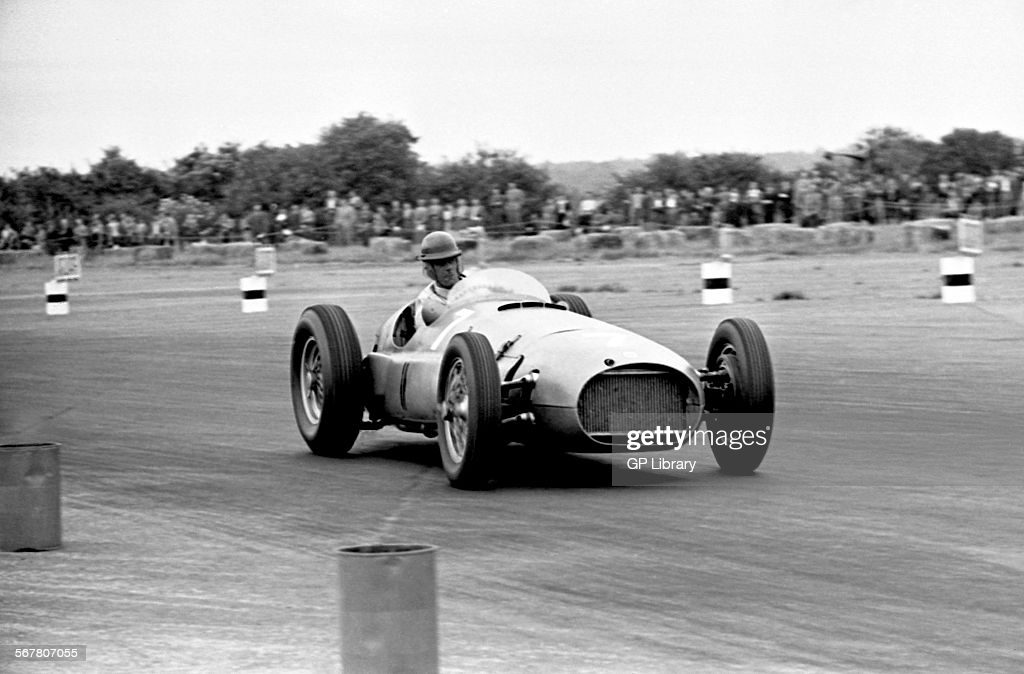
[291, 305, 364, 457]
[437, 332, 503, 489]
[703, 318, 774, 474]
[550, 292, 592, 317]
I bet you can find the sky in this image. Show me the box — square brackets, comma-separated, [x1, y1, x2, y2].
[1, 0, 1022, 174]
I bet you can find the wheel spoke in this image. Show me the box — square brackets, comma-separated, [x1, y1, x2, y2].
[443, 359, 470, 463]
[300, 337, 323, 423]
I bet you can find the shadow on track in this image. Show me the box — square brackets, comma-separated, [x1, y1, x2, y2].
[298, 437, 728, 490]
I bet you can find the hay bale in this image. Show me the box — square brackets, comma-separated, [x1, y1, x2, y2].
[915, 218, 956, 235]
[509, 234, 557, 258]
[774, 226, 818, 246]
[746, 224, 817, 251]
[0, 249, 45, 265]
[186, 241, 228, 258]
[858, 226, 877, 246]
[454, 237, 479, 252]
[748, 224, 787, 248]
[986, 216, 1024, 234]
[679, 226, 715, 243]
[659, 230, 687, 248]
[817, 223, 874, 247]
[866, 223, 905, 250]
[104, 247, 143, 265]
[632, 232, 663, 250]
[901, 221, 953, 250]
[222, 242, 256, 259]
[629, 230, 688, 250]
[472, 237, 504, 261]
[369, 237, 413, 257]
[615, 226, 643, 247]
[900, 224, 923, 250]
[716, 226, 752, 251]
[542, 228, 574, 242]
[278, 238, 328, 255]
[133, 245, 174, 262]
[576, 232, 624, 251]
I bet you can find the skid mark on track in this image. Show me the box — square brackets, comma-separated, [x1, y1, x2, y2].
[956, 546, 1024, 573]
[968, 303, 1024, 330]
[369, 464, 437, 541]
[4, 404, 76, 436]
[65, 491, 342, 558]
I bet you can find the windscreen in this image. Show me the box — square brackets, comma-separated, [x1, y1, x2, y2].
[446, 268, 551, 306]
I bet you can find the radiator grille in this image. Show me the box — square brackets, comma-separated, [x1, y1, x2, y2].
[578, 368, 695, 435]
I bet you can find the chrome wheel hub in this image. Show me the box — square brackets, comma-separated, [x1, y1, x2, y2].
[441, 358, 470, 463]
[300, 336, 324, 424]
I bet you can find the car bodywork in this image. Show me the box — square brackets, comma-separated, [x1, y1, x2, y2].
[364, 268, 703, 451]
[291, 267, 774, 488]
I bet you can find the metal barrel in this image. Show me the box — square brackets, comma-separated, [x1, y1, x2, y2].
[337, 543, 438, 673]
[0, 443, 62, 552]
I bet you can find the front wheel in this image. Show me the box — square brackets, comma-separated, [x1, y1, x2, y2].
[703, 317, 774, 475]
[437, 332, 503, 489]
[290, 305, 364, 457]
[550, 292, 592, 317]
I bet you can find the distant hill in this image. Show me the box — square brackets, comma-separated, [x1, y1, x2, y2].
[540, 159, 646, 195]
[542, 151, 823, 194]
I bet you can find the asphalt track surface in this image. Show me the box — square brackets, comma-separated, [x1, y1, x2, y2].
[2, 250, 1024, 673]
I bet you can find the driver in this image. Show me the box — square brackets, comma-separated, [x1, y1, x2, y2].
[415, 231, 465, 326]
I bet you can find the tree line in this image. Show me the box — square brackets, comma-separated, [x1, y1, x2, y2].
[2, 112, 1020, 232]
[611, 127, 1020, 201]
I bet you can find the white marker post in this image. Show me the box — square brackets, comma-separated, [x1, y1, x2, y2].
[240, 275, 268, 313]
[701, 257, 733, 305]
[45, 280, 69, 315]
[254, 246, 277, 276]
[940, 256, 975, 304]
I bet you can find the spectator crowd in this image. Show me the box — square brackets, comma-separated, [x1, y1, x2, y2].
[619, 169, 1023, 230]
[3, 169, 1023, 255]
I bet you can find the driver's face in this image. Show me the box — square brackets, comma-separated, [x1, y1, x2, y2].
[429, 257, 461, 289]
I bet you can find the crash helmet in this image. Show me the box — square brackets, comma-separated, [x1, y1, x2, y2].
[419, 231, 461, 261]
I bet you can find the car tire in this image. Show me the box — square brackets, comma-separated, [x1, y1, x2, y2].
[291, 304, 364, 457]
[703, 317, 774, 475]
[550, 292, 592, 317]
[437, 332, 503, 489]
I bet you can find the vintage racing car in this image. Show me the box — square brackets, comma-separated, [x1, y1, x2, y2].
[290, 268, 774, 488]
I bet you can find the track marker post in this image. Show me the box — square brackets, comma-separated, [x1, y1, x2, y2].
[44, 252, 81, 316]
[240, 275, 268, 313]
[940, 256, 975, 304]
[44, 279, 69, 315]
[940, 218, 981, 304]
[701, 254, 733, 305]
